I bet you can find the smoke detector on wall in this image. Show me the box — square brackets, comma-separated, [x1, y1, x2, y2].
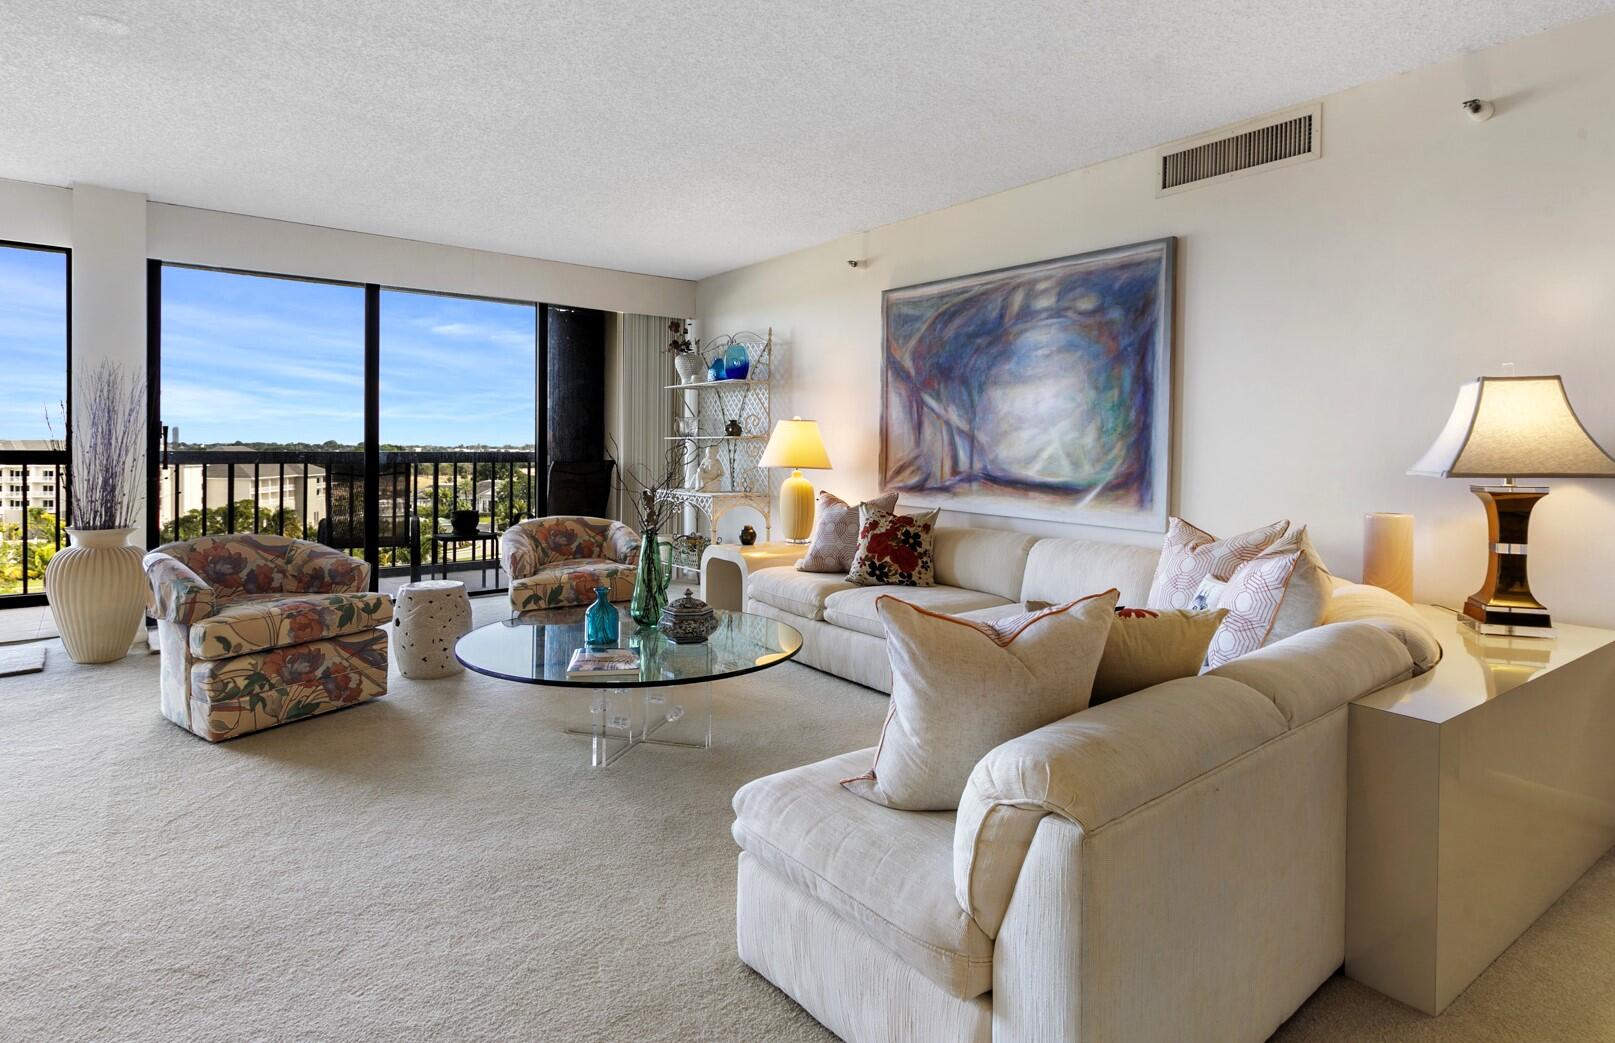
[1155, 104, 1321, 196]
[1462, 98, 1494, 122]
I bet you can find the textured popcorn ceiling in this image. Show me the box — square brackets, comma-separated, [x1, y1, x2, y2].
[1, 1, 1610, 280]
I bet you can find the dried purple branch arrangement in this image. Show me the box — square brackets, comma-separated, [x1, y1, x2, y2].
[609, 438, 690, 533]
[69, 362, 144, 531]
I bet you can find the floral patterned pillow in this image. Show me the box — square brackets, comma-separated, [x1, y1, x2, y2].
[845, 504, 939, 587]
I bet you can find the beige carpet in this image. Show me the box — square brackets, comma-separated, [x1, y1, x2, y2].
[3, 610, 1613, 1042]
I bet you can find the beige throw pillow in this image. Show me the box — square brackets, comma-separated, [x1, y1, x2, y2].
[797, 491, 899, 573]
[842, 589, 1119, 811]
[1091, 607, 1230, 705]
[1203, 526, 1331, 669]
[1146, 517, 1289, 611]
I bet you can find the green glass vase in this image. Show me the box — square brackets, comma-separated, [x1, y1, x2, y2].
[629, 529, 667, 627]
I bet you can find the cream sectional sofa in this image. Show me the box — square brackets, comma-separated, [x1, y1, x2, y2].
[745, 527, 1164, 693]
[734, 526, 1440, 1042]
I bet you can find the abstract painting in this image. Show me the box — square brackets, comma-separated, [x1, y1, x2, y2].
[880, 238, 1175, 531]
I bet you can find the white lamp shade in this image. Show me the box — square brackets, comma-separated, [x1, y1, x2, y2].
[759, 417, 832, 470]
[1408, 375, 1615, 479]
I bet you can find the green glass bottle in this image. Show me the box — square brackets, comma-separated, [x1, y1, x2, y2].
[629, 529, 667, 626]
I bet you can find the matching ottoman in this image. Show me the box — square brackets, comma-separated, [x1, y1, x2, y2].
[393, 580, 473, 679]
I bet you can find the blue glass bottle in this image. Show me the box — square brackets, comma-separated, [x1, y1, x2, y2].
[585, 586, 619, 647]
[723, 342, 751, 380]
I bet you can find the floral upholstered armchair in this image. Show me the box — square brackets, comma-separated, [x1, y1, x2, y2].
[501, 516, 640, 612]
[143, 534, 393, 742]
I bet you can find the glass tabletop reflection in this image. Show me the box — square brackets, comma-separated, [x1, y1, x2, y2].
[454, 603, 804, 688]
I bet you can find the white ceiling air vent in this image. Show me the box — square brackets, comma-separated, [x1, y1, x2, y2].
[1157, 104, 1320, 196]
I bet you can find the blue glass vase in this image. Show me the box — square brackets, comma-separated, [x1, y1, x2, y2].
[723, 342, 751, 380]
[584, 586, 619, 647]
[707, 356, 726, 381]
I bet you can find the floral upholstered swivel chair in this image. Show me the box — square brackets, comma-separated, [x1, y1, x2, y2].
[143, 534, 393, 742]
[501, 516, 640, 612]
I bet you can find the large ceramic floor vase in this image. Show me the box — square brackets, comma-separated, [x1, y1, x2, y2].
[45, 527, 148, 664]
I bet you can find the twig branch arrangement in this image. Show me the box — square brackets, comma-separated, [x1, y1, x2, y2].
[68, 362, 144, 530]
[609, 438, 690, 533]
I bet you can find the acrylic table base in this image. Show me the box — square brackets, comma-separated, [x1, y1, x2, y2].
[567, 683, 713, 767]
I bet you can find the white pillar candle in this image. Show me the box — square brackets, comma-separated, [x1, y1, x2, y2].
[1363, 513, 1414, 602]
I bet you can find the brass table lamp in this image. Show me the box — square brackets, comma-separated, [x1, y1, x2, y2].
[1409, 374, 1615, 637]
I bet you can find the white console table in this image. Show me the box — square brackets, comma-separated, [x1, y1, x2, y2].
[699, 542, 806, 611]
[1346, 604, 1615, 1014]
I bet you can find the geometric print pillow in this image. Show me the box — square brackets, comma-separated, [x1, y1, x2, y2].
[1202, 526, 1331, 669]
[1146, 517, 1290, 611]
[845, 504, 939, 587]
[797, 490, 899, 573]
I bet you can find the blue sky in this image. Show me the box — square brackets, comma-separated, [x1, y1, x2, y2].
[162, 266, 536, 447]
[1, 251, 538, 448]
[0, 244, 68, 441]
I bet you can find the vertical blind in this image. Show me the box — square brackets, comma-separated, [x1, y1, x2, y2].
[617, 314, 675, 525]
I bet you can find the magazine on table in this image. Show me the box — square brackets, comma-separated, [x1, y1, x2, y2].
[566, 647, 641, 679]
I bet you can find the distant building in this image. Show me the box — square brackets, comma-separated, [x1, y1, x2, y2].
[0, 440, 61, 528]
[159, 447, 330, 536]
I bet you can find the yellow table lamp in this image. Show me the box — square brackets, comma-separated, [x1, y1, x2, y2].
[760, 417, 832, 543]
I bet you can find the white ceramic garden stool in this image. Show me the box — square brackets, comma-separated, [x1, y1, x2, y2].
[393, 580, 472, 680]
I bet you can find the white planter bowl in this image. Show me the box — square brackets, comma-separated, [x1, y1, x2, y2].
[45, 527, 147, 664]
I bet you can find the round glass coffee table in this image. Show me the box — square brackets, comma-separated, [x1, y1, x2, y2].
[455, 602, 804, 766]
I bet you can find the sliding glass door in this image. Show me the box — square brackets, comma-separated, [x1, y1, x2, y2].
[153, 263, 366, 559]
[0, 241, 69, 606]
[149, 263, 550, 596]
[378, 289, 538, 593]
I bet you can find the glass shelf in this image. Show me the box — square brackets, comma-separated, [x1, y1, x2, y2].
[663, 378, 770, 391]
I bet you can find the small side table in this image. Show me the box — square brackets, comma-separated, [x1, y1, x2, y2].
[1346, 604, 1615, 1014]
[700, 542, 808, 611]
[431, 530, 501, 587]
[393, 580, 473, 679]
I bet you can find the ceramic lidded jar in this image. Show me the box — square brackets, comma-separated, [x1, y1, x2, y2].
[658, 588, 719, 644]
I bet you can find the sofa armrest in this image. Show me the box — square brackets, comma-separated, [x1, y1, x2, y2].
[142, 552, 216, 624]
[284, 540, 370, 594]
[954, 675, 1285, 936]
[1208, 620, 1414, 728]
[501, 525, 539, 579]
[1321, 581, 1442, 672]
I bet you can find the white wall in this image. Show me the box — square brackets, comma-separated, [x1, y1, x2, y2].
[0, 178, 696, 548]
[697, 13, 1615, 628]
[146, 204, 692, 317]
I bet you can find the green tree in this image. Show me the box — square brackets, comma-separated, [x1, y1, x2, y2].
[161, 499, 306, 543]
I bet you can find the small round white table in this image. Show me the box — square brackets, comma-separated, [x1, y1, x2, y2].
[393, 580, 473, 679]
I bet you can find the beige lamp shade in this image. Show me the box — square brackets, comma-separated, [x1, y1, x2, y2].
[759, 417, 832, 470]
[1408, 374, 1615, 638]
[1407, 375, 1615, 478]
[760, 417, 832, 542]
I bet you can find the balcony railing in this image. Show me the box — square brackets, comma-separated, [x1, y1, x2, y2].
[159, 448, 537, 591]
[0, 446, 538, 606]
[0, 446, 68, 603]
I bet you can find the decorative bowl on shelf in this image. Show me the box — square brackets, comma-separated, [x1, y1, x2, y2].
[659, 588, 720, 644]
